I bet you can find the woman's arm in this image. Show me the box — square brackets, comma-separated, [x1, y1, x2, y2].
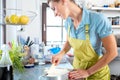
[60, 35, 71, 55]
[52, 35, 71, 65]
[87, 34, 118, 75]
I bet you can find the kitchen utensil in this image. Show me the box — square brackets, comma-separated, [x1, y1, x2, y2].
[24, 64, 34, 68]
[47, 64, 56, 74]
[24, 36, 34, 47]
[0, 66, 13, 80]
[43, 68, 70, 80]
[0, 45, 13, 80]
[28, 41, 34, 47]
[25, 36, 30, 45]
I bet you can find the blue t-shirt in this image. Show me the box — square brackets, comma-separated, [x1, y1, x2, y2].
[64, 7, 113, 56]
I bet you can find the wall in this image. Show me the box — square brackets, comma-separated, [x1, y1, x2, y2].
[16, 0, 42, 42]
[5, 0, 47, 43]
[5, 0, 18, 43]
[17, 0, 49, 43]
[5, 0, 120, 43]
[5, 0, 120, 74]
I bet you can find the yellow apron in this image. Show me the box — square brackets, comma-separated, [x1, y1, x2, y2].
[68, 24, 110, 80]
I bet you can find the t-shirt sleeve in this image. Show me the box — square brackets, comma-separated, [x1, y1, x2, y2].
[96, 14, 113, 38]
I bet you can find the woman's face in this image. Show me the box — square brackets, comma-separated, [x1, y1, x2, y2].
[49, 0, 69, 19]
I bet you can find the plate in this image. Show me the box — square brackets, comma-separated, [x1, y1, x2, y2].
[24, 64, 34, 68]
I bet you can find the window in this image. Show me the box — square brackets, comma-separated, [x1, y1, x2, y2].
[42, 3, 66, 46]
[0, 0, 2, 48]
[0, 0, 6, 48]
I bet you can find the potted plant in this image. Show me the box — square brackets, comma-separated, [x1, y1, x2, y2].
[0, 41, 26, 73]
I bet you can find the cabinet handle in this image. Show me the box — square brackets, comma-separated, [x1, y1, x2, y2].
[44, 24, 46, 31]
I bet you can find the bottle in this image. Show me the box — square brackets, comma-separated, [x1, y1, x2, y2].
[38, 42, 45, 65]
[0, 44, 13, 80]
[41, 42, 45, 55]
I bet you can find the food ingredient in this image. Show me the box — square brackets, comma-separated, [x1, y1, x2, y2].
[45, 68, 69, 77]
[28, 57, 35, 64]
[19, 15, 29, 25]
[0, 50, 2, 54]
[9, 14, 19, 24]
[4, 14, 29, 25]
[8, 42, 25, 72]
[0, 42, 25, 73]
[0, 50, 2, 59]
[5, 16, 10, 24]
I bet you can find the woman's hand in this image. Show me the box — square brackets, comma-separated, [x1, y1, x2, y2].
[51, 53, 64, 66]
[68, 69, 90, 80]
[51, 39, 71, 65]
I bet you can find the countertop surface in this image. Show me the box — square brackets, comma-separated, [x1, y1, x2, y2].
[14, 61, 73, 80]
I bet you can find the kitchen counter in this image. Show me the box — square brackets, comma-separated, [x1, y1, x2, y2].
[109, 60, 120, 75]
[14, 61, 73, 80]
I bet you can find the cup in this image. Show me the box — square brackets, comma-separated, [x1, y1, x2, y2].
[38, 57, 45, 65]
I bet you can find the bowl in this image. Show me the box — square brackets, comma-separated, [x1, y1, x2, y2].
[24, 64, 34, 68]
[43, 68, 70, 80]
[0, 8, 37, 25]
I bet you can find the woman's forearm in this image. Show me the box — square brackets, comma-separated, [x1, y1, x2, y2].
[87, 51, 118, 75]
[60, 41, 71, 55]
[87, 34, 118, 75]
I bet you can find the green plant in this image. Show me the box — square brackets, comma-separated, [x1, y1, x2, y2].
[0, 50, 2, 59]
[0, 42, 25, 73]
[9, 41, 25, 73]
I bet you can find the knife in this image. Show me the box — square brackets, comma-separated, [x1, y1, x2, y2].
[28, 41, 34, 47]
[25, 36, 30, 45]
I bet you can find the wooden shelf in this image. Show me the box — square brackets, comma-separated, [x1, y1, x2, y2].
[91, 7, 120, 11]
[112, 25, 120, 28]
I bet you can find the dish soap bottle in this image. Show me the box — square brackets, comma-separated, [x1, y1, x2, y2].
[0, 44, 13, 80]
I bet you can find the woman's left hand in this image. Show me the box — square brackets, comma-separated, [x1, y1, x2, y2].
[68, 69, 90, 80]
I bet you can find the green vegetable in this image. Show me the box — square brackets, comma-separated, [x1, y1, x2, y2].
[0, 41, 25, 73]
[0, 50, 2, 54]
[0, 50, 2, 59]
[9, 41, 25, 73]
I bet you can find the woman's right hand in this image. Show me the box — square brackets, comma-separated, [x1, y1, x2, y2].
[52, 53, 64, 66]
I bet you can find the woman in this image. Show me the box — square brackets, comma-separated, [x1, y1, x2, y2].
[47, 0, 118, 80]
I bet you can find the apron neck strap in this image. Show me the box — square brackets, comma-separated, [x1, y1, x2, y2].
[68, 24, 89, 40]
[68, 25, 70, 37]
[85, 24, 89, 40]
